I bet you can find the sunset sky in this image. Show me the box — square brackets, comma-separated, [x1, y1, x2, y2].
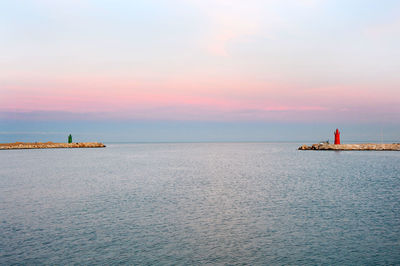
[1, 0, 400, 142]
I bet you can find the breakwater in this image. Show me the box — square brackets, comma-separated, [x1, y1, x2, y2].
[299, 143, 400, 151]
[0, 142, 106, 150]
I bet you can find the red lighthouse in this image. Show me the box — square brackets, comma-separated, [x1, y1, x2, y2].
[334, 128, 341, 145]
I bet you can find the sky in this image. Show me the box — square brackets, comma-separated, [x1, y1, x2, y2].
[1, 0, 400, 142]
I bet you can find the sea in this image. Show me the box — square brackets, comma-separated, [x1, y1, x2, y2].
[1, 143, 399, 265]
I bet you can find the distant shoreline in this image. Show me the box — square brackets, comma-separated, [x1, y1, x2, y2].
[299, 143, 400, 151]
[0, 142, 106, 150]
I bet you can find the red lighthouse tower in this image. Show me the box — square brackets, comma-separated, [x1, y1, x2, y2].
[334, 128, 341, 145]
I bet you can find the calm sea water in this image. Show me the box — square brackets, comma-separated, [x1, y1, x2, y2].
[1, 143, 400, 265]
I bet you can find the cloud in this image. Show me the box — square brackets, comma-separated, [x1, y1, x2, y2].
[186, 0, 270, 56]
[185, 0, 324, 56]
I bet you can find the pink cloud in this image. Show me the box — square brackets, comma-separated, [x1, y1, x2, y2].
[2, 74, 399, 123]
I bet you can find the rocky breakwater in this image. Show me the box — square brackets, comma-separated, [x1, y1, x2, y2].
[298, 143, 400, 151]
[0, 142, 106, 150]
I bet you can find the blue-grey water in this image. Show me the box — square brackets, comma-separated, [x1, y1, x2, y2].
[1, 143, 400, 265]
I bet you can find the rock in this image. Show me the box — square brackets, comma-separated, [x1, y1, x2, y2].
[298, 143, 400, 151]
[0, 142, 106, 150]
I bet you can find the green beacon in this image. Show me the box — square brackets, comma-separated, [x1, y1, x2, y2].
[68, 134, 72, 143]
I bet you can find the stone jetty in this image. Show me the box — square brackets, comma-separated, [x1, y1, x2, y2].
[0, 142, 106, 150]
[299, 143, 400, 151]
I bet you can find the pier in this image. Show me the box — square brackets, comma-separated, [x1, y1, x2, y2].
[0, 142, 106, 150]
[299, 143, 400, 151]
